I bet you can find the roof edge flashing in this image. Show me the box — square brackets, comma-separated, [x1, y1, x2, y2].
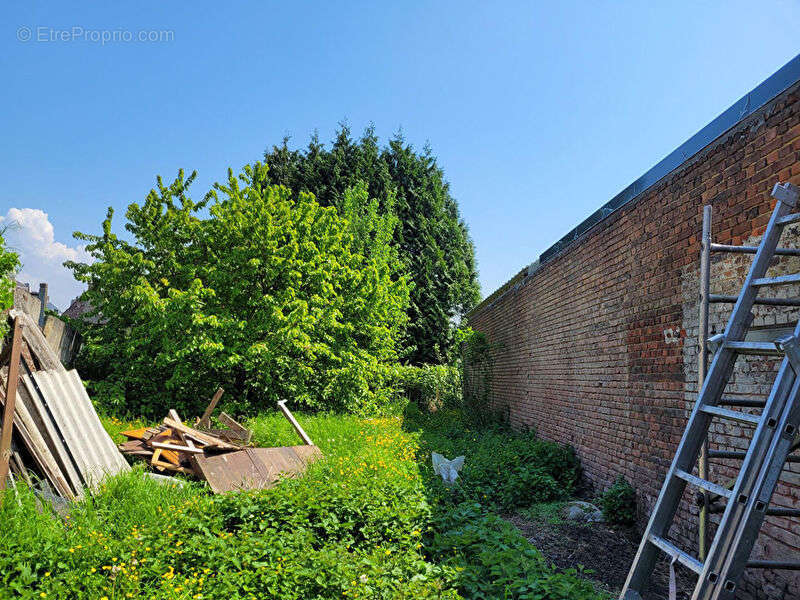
[539, 53, 800, 265]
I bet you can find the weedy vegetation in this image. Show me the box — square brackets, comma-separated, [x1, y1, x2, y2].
[598, 476, 637, 526]
[0, 406, 610, 600]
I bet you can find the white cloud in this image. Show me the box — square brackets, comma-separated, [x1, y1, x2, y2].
[1, 208, 92, 312]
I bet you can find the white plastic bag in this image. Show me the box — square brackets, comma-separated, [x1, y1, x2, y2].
[432, 452, 465, 485]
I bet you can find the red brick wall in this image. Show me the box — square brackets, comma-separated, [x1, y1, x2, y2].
[467, 83, 800, 599]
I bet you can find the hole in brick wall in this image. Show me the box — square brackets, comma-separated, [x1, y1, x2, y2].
[709, 573, 719, 584]
[725, 580, 736, 592]
[768, 418, 778, 428]
[785, 424, 796, 436]
[756, 501, 766, 511]
[738, 494, 748, 504]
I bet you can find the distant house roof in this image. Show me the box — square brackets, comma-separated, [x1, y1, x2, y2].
[62, 297, 101, 324]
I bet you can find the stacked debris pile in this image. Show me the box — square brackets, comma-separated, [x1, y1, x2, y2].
[1, 309, 323, 500]
[117, 392, 323, 493]
[0, 310, 130, 501]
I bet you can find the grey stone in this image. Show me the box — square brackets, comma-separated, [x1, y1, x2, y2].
[561, 500, 604, 523]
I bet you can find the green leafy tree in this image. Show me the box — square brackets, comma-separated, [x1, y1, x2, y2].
[0, 229, 20, 334]
[68, 164, 409, 417]
[263, 124, 480, 364]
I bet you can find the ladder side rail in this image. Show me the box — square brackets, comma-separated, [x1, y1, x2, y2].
[694, 354, 798, 599]
[722, 197, 794, 342]
[621, 193, 794, 599]
[706, 376, 800, 600]
[621, 347, 740, 598]
[693, 192, 800, 599]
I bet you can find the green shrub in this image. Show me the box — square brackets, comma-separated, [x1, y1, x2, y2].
[0, 229, 20, 337]
[599, 475, 637, 525]
[427, 501, 602, 599]
[405, 407, 582, 511]
[68, 165, 410, 418]
[390, 364, 462, 411]
[262, 125, 482, 366]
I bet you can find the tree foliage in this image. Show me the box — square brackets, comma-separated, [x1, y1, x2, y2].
[263, 125, 481, 364]
[68, 164, 410, 417]
[0, 230, 20, 334]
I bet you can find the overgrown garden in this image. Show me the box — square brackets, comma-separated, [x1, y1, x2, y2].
[1, 407, 608, 600]
[0, 130, 612, 599]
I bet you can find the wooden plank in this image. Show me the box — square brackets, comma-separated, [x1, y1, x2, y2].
[203, 428, 250, 442]
[118, 439, 154, 457]
[10, 451, 32, 487]
[8, 310, 65, 372]
[218, 412, 247, 433]
[150, 441, 205, 454]
[218, 412, 252, 444]
[197, 387, 224, 429]
[191, 450, 266, 494]
[163, 418, 238, 450]
[121, 427, 149, 440]
[151, 461, 194, 475]
[0, 317, 23, 490]
[167, 409, 181, 423]
[192, 445, 322, 494]
[277, 400, 314, 445]
[180, 432, 196, 450]
[150, 448, 165, 472]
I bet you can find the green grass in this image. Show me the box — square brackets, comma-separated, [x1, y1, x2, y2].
[0, 406, 609, 600]
[519, 502, 568, 526]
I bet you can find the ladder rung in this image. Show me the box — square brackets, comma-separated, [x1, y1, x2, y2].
[747, 560, 800, 570]
[648, 535, 704, 574]
[722, 341, 783, 355]
[709, 294, 800, 307]
[707, 450, 800, 464]
[711, 243, 800, 256]
[701, 405, 762, 425]
[675, 469, 733, 499]
[777, 212, 800, 226]
[718, 397, 767, 408]
[752, 273, 800, 287]
[707, 502, 800, 518]
[765, 508, 800, 517]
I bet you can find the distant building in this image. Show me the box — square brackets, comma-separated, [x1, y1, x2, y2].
[14, 280, 49, 327]
[62, 295, 101, 324]
[12, 280, 83, 366]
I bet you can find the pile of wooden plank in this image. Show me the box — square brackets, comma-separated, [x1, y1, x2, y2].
[0, 311, 130, 501]
[1, 309, 324, 499]
[118, 393, 323, 494]
[118, 407, 244, 476]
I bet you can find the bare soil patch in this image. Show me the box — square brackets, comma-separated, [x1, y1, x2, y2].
[506, 512, 698, 599]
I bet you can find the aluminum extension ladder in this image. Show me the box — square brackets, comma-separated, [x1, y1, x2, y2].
[622, 181, 800, 600]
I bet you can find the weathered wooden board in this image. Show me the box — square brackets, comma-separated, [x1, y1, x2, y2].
[277, 400, 314, 445]
[201, 428, 250, 442]
[121, 427, 150, 440]
[0, 316, 23, 490]
[217, 412, 252, 444]
[163, 418, 239, 450]
[118, 439, 153, 457]
[197, 387, 224, 429]
[8, 310, 66, 372]
[191, 445, 322, 494]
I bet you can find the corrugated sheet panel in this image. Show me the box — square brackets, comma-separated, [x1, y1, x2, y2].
[22, 369, 130, 489]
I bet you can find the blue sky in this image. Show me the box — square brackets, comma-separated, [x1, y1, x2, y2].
[2, 2, 800, 309]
